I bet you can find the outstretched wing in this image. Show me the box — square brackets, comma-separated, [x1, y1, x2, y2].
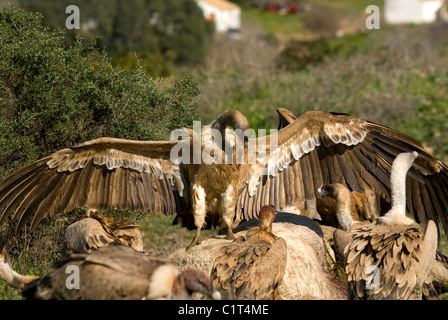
[236, 110, 448, 239]
[0, 137, 190, 231]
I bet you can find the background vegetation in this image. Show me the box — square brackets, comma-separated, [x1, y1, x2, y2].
[196, 3, 448, 163]
[0, 6, 200, 181]
[0, 0, 447, 299]
[18, 0, 214, 74]
[0, 6, 204, 299]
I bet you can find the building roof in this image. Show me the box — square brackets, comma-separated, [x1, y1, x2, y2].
[197, 0, 239, 10]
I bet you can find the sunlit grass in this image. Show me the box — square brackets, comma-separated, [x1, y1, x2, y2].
[137, 213, 219, 255]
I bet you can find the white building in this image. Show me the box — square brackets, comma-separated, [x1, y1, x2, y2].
[196, 0, 241, 33]
[385, 0, 445, 24]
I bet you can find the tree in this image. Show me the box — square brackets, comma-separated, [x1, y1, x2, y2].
[17, 0, 214, 66]
[0, 6, 200, 180]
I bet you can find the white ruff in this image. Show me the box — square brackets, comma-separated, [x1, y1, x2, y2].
[147, 264, 180, 300]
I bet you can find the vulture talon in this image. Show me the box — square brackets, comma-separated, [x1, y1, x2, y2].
[186, 236, 202, 251]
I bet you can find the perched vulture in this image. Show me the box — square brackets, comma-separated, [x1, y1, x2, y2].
[334, 152, 438, 300]
[318, 181, 447, 300]
[0, 109, 448, 249]
[0, 245, 221, 300]
[210, 205, 287, 300]
[61, 209, 143, 258]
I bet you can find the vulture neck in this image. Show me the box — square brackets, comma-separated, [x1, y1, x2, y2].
[390, 152, 417, 215]
[335, 189, 354, 232]
[211, 110, 249, 151]
[0, 260, 38, 290]
[390, 164, 408, 214]
[258, 217, 274, 233]
[381, 152, 418, 225]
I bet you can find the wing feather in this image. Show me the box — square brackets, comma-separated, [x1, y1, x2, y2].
[236, 110, 448, 240]
[211, 234, 287, 300]
[0, 138, 188, 231]
[346, 222, 424, 299]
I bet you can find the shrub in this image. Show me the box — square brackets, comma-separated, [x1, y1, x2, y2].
[404, 72, 448, 161]
[0, 7, 203, 299]
[0, 6, 200, 180]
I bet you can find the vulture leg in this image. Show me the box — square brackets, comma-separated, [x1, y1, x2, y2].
[187, 228, 202, 250]
[187, 185, 207, 250]
[224, 227, 235, 240]
[220, 185, 237, 241]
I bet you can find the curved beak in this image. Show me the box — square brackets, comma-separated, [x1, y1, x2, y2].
[317, 186, 329, 205]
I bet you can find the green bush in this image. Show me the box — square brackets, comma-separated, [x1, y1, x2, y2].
[404, 72, 448, 160]
[0, 6, 200, 180]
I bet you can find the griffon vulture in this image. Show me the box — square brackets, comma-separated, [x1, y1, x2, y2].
[323, 152, 438, 299]
[0, 245, 221, 300]
[0, 109, 448, 249]
[61, 209, 143, 258]
[210, 205, 287, 300]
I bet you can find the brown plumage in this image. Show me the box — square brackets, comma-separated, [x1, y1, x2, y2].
[0, 245, 221, 300]
[61, 209, 143, 258]
[319, 182, 447, 299]
[317, 183, 367, 230]
[341, 152, 438, 299]
[278, 109, 381, 225]
[346, 222, 436, 299]
[171, 211, 347, 300]
[1, 109, 448, 250]
[210, 205, 287, 300]
[317, 183, 365, 273]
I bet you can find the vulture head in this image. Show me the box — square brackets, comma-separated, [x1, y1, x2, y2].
[317, 183, 349, 204]
[390, 151, 419, 190]
[317, 183, 354, 232]
[210, 110, 250, 149]
[258, 205, 277, 233]
[176, 269, 221, 300]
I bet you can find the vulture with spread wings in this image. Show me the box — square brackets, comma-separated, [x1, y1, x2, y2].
[0, 109, 447, 249]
